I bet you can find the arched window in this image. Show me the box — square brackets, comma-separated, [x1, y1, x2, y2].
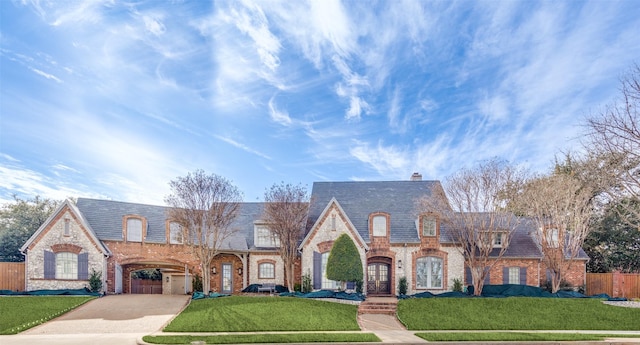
[372, 215, 387, 237]
[169, 222, 183, 244]
[127, 218, 143, 242]
[416, 256, 443, 289]
[258, 262, 275, 279]
[56, 252, 78, 279]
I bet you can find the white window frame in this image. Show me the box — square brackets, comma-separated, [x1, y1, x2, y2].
[258, 262, 275, 279]
[169, 222, 183, 244]
[493, 232, 505, 248]
[422, 216, 436, 236]
[321, 252, 339, 289]
[416, 256, 443, 289]
[254, 225, 280, 248]
[372, 215, 387, 237]
[508, 267, 520, 284]
[56, 252, 78, 279]
[127, 218, 143, 242]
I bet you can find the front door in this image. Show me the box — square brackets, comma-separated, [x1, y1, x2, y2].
[221, 263, 232, 293]
[367, 263, 390, 295]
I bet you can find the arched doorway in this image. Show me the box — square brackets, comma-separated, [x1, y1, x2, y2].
[367, 257, 391, 295]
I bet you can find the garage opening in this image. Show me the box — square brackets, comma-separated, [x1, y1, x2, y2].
[131, 269, 163, 294]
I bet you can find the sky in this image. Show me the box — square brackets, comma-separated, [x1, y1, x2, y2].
[1, 0, 639, 206]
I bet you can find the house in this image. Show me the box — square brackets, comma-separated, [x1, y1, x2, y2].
[20, 175, 588, 295]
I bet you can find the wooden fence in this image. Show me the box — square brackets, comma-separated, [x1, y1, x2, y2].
[0, 262, 25, 291]
[586, 272, 640, 299]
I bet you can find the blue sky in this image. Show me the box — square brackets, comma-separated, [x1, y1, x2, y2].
[1, 0, 639, 205]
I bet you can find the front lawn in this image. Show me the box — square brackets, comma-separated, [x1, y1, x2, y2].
[143, 333, 380, 344]
[415, 332, 640, 342]
[164, 296, 360, 332]
[398, 297, 640, 330]
[0, 296, 95, 334]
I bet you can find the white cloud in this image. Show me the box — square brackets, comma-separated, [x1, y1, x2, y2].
[268, 98, 292, 126]
[215, 135, 271, 160]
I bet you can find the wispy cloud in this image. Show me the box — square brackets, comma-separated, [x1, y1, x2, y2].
[215, 135, 271, 160]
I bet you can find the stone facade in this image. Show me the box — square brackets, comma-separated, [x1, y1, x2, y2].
[24, 205, 106, 291]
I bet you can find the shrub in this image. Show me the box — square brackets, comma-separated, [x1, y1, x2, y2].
[192, 274, 203, 292]
[452, 278, 463, 292]
[294, 283, 302, 292]
[355, 280, 363, 294]
[88, 269, 102, 293]
[398, 276, 407, 295]
[302, 273, 312, 293]
[326, 234, 363, 288]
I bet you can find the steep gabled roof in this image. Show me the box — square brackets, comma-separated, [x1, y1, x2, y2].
[20, 199, 110, 255]
[299, 197, 369, 250]
[306, 180, 448, 243]
[75, 198, 265, 251]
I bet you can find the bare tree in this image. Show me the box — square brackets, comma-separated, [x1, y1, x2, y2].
[585, 64, 640, 225]
[165, 170, 242, 293]
[515, 173, 595, 293]
[263, 182, 310, 292]
[418, 158, 527, 296]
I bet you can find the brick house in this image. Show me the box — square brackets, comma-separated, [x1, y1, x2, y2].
[20, 176, 588, 295]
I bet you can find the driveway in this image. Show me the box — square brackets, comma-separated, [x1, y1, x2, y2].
[0, 294, 190, 345]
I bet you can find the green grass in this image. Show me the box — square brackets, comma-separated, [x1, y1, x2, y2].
[0, 296, 95, 334]
[398, 297, 640, 330]
[164, 296, 360, 332]
[143, 333, 380, 344]
[415, 332, 640, 342]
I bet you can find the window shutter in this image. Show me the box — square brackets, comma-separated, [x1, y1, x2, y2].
[313, 251, 322, 290]
[465, 267, 471, 286]
[520, 267, 527, 285]
[503, 267, 509, 284]
[44, 250, 55, 279]
[78, 252, 89, 280]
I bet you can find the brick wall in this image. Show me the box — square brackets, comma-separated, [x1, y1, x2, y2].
[490, 258, 541, 286]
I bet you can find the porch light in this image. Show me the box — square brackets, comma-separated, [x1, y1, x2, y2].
[211, 266, 217, 275]
[166, 276, 169, 283]
[237, 267, 242, 276]
[397, 260, 402, 269]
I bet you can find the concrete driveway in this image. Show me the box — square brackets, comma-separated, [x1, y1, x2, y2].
[0, 294, 190, 345]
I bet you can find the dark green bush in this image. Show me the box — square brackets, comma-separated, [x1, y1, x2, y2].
[192, 274, 203, 292]
[326, 234, 363, 286]
[452, 278, 463, 292]
[88, 269, 102, 293]
[398, 276, 407, 295]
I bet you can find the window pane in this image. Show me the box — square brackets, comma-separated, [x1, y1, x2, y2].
[321, 252, 338, 289]
[372, 216, 386, 237]
[508, 267, 520, 284]
[169, 222, 183, 244]
[256, 226, 280, 247]
[431, 258, 443, 288]
[55, 252, 78, 279]
[416, 257, 443, 289]
[259, 263, 275, 279]
[423, 217, 436, 236]
[416, 258, 428, 288]
[127, 218, 142, 242]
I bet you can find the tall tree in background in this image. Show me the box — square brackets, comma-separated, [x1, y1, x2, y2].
[0, 196, 60, 262]
[585, 64, 640, 225]
[584, 198, 640, 273]
[514, 172, 595, 292]
[263, 182, 310, 292]
[418, 158, 527, 296]
[165, 170, 242, 293]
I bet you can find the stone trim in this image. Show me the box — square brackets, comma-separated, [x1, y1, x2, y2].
[51, 243, 83, 254]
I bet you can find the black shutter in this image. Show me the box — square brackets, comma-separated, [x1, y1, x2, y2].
[313, 251, 322, 290]
[483, 267, 491, 285]
[78, 253, 89, 280]
[44, 251, 55, 279]
[520, 267, 527, 285]
[503, 267, 510, 284]
[465, 267, 471, 286]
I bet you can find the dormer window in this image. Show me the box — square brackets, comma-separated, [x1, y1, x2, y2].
[493, 232, 504, 248]
[125, 216, 144, 242]
[169, 222, 183, 244]
[422, 216, 436, 237]
[372, 215, 387, 237]
[255, 224, 280, 247]
[545, 228, 559, 248]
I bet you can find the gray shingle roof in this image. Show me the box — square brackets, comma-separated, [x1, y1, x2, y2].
[76, 198, 265, 251]
[306, 180, 445, 243]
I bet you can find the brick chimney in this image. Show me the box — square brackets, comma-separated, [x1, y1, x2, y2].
[410, 172, 422, 181]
